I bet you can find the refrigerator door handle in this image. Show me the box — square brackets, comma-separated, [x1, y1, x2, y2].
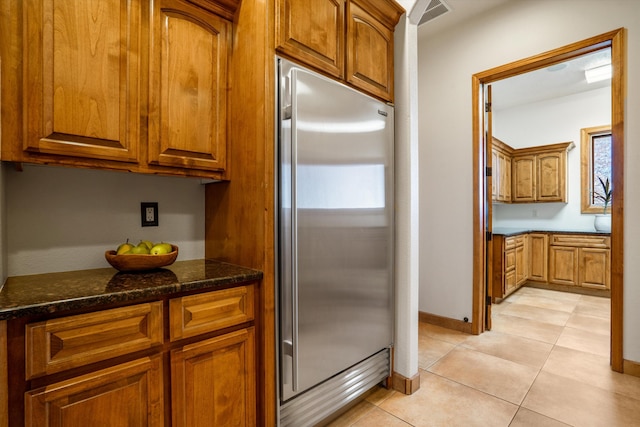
[281, 70, 299, 394]
[290, 77, 299, 393]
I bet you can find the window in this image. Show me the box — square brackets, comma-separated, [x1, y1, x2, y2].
[581, 125, 612, 214]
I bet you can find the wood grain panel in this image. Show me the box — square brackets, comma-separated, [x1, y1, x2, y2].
[25, 356, 164, 427]
[529, 233, 548, 282]
[549, 246, 578, 286]
[346, 1, 393, 100]
[169, 286, 255, 341]
[276, 0, 345, 78]
[579, 248, 611, 289]
[26, 302, 163, 379]
[148, 0, 230, 171]
[536, 152, 565, 201]
[171, 328, 256, 427]
[550, 234, 610, 248]
[512, 155, 536, 202]
[23, 0, 142, 162]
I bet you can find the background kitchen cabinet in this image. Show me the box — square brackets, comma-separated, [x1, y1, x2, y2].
[492, 234, 527, 300]
[548, 245, 579, 286]
[512, 155, 536, 202]
[549, 234, 610, 290]
[275, 0, 402, 101]
[511, 142, 573, 203]
[491, 137, 512, 203]
[528, 233, 548, 282]
[515, 235, 528, 286]
[1, 0, 234, 179]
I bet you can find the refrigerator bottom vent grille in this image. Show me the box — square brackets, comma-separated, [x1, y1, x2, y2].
[279, 348, 391, 427]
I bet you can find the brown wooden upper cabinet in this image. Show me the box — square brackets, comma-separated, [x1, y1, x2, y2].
[1, 0, 238, 179]
[491, 138, 574, 204]
[276, 0, 404, 102]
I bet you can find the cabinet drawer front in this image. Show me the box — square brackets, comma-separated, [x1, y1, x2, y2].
[25, 356, 164, 427]
[550, 234, 610, 248]
[505, 235, 524, 249]
[170, 285, 255, 341]
[26, 302, 163, 379]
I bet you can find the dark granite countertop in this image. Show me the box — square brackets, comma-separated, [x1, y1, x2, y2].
[492, 227, 611, 237]
[0, 259, 263, 321]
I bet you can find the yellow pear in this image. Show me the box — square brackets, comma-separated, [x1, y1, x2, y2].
[116, 240, 133, 255]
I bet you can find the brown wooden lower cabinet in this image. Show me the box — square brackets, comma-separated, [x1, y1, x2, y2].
[528, 233, 548, 282]
[492, 234, 527, 300]
[25, 356, 164, 427]
[171, 327, 256, 426]
[8, 283, 257, 426]
[493, 232, 610, 300]
[549, 234, 611, 290]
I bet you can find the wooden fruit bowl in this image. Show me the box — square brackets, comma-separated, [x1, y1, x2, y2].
[105, 245, 179, 272]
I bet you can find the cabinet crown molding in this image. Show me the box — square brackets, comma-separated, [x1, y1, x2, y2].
[186, 0, 241, 20]
[350, 0, 404, 30]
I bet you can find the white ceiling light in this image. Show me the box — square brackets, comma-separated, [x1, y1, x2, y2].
[585, 64, 612, 84]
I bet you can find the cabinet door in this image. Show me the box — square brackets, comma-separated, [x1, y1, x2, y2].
[579, 248, 611, 289]
[515, 239, 528, 286]
[491, 148, 499, 201]
[25, 356, 164, 427]
[23, 0, 142, 162]
[549, 246, 578, 286]
[171, 327, 256, 427]
[503, 154, 512, 201]
[148, 0, 230, 172]
[537, 151, 565, 202]
[276, 0, 345, 78]
[346, 0, 394, 100]
[529, 233, 548, 282]
[512, 155, 536, 202]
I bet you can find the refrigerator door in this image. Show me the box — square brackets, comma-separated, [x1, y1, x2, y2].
[279, 59, 394, 402]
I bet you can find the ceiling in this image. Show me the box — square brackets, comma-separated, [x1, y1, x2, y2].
[416, 0, 613, 110]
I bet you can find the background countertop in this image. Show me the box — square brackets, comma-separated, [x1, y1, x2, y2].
[492, 227, 611, 237]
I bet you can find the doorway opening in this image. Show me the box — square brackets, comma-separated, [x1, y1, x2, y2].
[471, 29, 625, 372]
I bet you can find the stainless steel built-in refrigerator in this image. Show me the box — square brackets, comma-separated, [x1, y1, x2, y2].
[276, 58, 394, 426]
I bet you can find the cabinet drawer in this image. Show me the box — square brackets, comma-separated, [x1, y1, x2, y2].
[26, 302, 163, 379]
[505, 249, 516, 272]
[170, 285, 254, 341]
[550, 234, 610, 248]
[505, 235, 525, 249]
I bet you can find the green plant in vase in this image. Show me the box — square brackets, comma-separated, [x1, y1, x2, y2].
[593, 177, 612, 232]
[593, 176, 612, 213]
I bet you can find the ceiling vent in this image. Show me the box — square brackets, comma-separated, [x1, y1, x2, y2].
[418, 0, 451, 26]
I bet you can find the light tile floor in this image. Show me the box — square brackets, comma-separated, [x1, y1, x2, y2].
[327, 287, 640, 426]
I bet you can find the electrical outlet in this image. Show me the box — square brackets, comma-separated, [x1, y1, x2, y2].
[141, 202, 158, 227]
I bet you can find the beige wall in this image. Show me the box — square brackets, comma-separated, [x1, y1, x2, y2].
[4, 164, 205, 276]
[417, 0, 640, 362]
